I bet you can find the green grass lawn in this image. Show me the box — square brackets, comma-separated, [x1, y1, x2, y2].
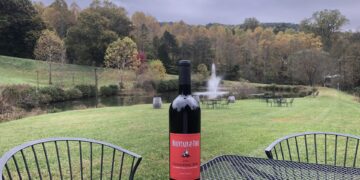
[0, 55, 176, 88]
[1, 87, 360, 179]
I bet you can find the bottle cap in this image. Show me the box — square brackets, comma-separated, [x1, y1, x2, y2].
[178, 60, 191, 67]
[178, 60, 191, 85]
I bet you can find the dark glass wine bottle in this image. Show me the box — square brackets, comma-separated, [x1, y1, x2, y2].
[169, 60, 201, 180]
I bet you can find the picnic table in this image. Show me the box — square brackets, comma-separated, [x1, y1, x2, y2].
[201, 155, 360, 179]
[273, 97, 287, 107]
[203, 99, 229, 109]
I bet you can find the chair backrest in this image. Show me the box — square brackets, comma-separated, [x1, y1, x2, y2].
[265, 132, 360, 168]
[0, 138, 142, 180]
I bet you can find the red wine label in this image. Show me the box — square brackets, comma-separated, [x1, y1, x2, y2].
[170, 133, 200, 180]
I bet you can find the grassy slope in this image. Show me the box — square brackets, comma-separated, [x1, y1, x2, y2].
[1, 87, 360, 179]
[0, 55, 176, 88]
[0, 55, 109, 87]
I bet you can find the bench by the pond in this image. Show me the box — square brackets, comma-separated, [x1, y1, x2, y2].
[0, 138, 142, 180]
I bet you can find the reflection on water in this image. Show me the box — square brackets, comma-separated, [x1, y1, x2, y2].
[42, 92, 177, 112]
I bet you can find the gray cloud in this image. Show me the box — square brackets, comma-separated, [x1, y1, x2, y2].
[34, 0, 360, 30]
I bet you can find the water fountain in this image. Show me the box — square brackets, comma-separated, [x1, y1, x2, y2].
[193, 63, 228, 99]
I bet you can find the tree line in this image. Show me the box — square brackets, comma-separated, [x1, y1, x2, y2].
[1, 0, 360, 89]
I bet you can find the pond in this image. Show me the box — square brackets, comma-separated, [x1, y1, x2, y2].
[42, 92, 178, 113]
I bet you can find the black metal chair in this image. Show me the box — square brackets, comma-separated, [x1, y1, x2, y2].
[221, 99, 230, 108]
[265, 132, 360, 168]
[0, 137, 142, 180]
[265, 98, 272, 106]
[283, 98, 294, 107]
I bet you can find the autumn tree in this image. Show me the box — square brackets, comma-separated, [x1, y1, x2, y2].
[66, 0, 132, 65]
[162, 21, 192, 44]
[90, 0, 132, 37]
[191, 36, 214, 68]
[326, 32, 360, 89]
[0, 0, 45, 58]
[39, 0, 77, 38]
[300, 9, 348, 51]
[271, 31, 322, 83]
[33, 1, 46, 14]
[289, 49, 331, 86]
[131, 12, 161, 59]
[104, 37, 140, 86]
[243, 17, 260, 31]
[66, 9, 118, 65]
[70, 2, 81, 21]
[105, 37, 140, 70]
[34, 30, 65, 85]
[208, 26, 242, 77]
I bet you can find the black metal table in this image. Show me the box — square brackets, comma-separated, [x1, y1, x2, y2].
[200, 155, 360, 179]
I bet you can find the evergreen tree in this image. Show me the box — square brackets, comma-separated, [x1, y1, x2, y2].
[158, 31, 179, 74]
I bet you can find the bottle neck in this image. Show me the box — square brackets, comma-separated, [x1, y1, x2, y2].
[179, 84, 191, 95]
[178, 60, 191, 95]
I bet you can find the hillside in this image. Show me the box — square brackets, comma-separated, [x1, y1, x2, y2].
[0, 55, 118, 87]
[0, 55, 176, 88]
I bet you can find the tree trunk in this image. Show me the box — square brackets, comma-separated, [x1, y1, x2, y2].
[36, 70, 39, 91]
[49, 62, 52, 85]
[94, 68, 98, 108]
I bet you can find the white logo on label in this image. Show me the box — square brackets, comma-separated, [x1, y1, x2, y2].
[172, 140, 200, 148]
[182, 149, 190, 158]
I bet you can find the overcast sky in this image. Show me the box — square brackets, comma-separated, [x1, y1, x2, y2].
[35, 0, 360, 31]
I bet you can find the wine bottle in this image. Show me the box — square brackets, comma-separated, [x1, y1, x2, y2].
[169, 60, 201, 180]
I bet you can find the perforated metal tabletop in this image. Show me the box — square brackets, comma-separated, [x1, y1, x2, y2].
[200, 155, 360, 179]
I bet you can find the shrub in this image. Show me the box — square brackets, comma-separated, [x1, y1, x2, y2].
[157, 79, 178, 92]
[257, 84, 312, 98]
[65, 88, 83, 100]
[353, 87, 360, 96]
[192, 79, 206, 90]
[100, 86, 111, 96]
[0, 96, 14, 115]
[1, 85, 39, 108]
[264, 84, 277, 92]
[100, 84, 119, 97]
[149, 59, 166, 79]
[312, 87, 318, 93]
[197, 64, 209, 81]
[299, 91, 308, 97]
[233, 84, 258, 99]
[135, 80, 157, 92]
[75, 84, 96, 98]
[39, 86, 66, 102]
[134, 69, 157, 92]
[284, 86, 292, 92]
[292, 86, 300, 93]
[38, 94, 52, 104]
[47, 108, 62, 113]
